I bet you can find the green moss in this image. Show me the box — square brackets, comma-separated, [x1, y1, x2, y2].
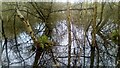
[111, 29, 119, 44]
[38, 35, 54, 49]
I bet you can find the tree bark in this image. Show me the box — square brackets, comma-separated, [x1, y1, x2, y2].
[67, 1, 72, 68]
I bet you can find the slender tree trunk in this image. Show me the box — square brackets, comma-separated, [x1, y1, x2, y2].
[90, 1, 97, 68]
[90, 46, 95, 67]
[96, 40, 99, 68]
[0, 3, 3, 67]
[2, 17, 10, 68]
[33, 46, 42, 68]
[67, 1, 72, 68]
[0, 38, 2, 68]
[14, 15, 25, 67]
[16, 9, 43, 68]
[83, 1, 88, 66]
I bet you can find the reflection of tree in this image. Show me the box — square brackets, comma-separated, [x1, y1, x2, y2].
[67, 1, 72, 68]
[2, 17, 10, 67]
[90, 1, 97, 67]
[1, 2, 119, 67]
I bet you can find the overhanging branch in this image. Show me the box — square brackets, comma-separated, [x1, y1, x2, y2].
[52, 7, 93, 12]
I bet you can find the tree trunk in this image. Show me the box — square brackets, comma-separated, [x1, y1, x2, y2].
[0, 6, 3, 67]
[90, 1, 97, 68]
[67, 1, 72, 68]
[33, 44, 43, 68]
[17, 9, 43, 68]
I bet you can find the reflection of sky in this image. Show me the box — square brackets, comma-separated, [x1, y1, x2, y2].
[52, 21, 92, 66]
[10, 21, 91, 66]
[1, 20, 116, 66]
